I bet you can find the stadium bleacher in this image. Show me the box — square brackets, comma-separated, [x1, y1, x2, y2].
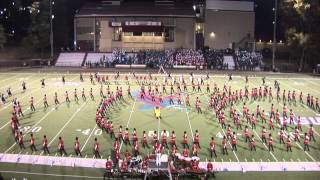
[56, 49, 263, 70]
[55, 53, 86, 67]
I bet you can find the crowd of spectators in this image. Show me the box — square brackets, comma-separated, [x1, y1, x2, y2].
[234, 50, 263, 71]
[84, 48, 263, 70]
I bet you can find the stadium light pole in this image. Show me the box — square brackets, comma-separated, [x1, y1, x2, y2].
[50, 0, 54, 58]
[272, 0, 278, 71]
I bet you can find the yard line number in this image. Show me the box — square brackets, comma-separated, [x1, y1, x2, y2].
[78, 128, 102, 136]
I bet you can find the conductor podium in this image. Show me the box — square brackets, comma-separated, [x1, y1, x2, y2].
[144, 154, 173, 180]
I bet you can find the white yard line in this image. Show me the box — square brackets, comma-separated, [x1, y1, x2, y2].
[280, 80, 319, 115]
[241, 101, 278, 160]
[119, 98, 137, 151]
[203, 95, 240, 162]
[39, 102, 88, 155]
[81, 124, 98, 152]
[251, 79, 314, 162]
[283, 131, 316, 162]
[0, 75, 78, 130]
[4, 75, 79, 153]
[182, 92, 194, 140]
[4, 108, 55, 153]
[0, 74, 36, 91]
[0, 74, 47, 112]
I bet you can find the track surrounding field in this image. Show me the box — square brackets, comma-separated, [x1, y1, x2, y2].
[0, 70, 319, 179]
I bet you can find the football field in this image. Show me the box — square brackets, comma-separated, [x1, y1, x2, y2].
[0, 70, 319, 179]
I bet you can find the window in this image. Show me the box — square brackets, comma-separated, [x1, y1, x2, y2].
[164, 27, 174, 42]
[112, 27, 122, 41]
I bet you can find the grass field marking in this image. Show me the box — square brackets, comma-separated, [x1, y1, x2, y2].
[278, 81, 319, 161]
[181, 92, 194, 140]
[81, 124, 98, 152]
[298, 79, 320, 96]
[0, 170, 102, 179]
[293, 139, 316, 162]
[252, 127, 279, 162]
[119, 97, 137, 151]
[0, 74, 21, 83]
[229, 79, 279, 162]
[203, 95, 240, 162]
[0, 74, 49, 112]
[306, 79, 320, 88]
[0, 74, 31, 91]
[283, 130, 317, 162]
[46, 102, 88, 148]
[4, 108, 56, 153]
[281, 80, 319, 115]
[0, 75, 79, 130]
[0, 74, 34, 90]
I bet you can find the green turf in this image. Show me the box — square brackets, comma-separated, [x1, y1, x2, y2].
[0, 71, 319, 179]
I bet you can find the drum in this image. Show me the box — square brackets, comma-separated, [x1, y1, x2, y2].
[178, 155, 185, 161]
[191, 156, 200, 161]
[161, 154, 168, 162]
[130, 158, 139, 166]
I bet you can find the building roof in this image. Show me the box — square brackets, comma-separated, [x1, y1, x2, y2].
[75, 1, 196, 18]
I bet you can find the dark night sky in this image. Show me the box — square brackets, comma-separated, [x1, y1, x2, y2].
[0, 0, 281, 47]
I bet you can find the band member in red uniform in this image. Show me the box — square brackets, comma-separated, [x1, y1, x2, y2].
[18, 131, 25, 149]
[309, 125, 316, 142]
[58, 136, 67, 156]
[226, 125, 232, 139]
[152, 131, 158, 146]
[17, 102, 23, 117]
[94, 137, 101, 158]
[182, 131, 189, 148]
[133, 140, 140, 156]
[65, 91, 70, 103]
[54, 92, 60, 105]
[294, 126, 300, 142]
[268, 134, 274, 151]
[192, 143, 198, 156]
[206, 159, 216, 178]
[43, 94, 49, 108]
[289, 109, 295, 125]
[269, 117, 274, 130]
[171, 144, 177, 157]
[287, 135, 292, 152]
[243, 126, 250, 142]
[29, 133, 37, 152]
[113, 138, 120, 152]
[221, 136, 228, 155]
[231, 132, 237, 151]
[170, 131, 176, 147]
[29, 97, 36, 112]
[304, 133, 310, 151]
[42, 135, 50, 154]
[120, 158, 128, 173]
[193, 130, 200, 148]
[183, 147, 189, 157]
[279, 127, 285, 144]
[249, 135, 256, 151]
[74, 137, 82, 157]
[261, 126, 267, 144]
[162, 129, 168, 148]
[123, 128, 130, 146]
[132, 128, 138, 145]
[210, 137, 217, 158]
[106, 156, 113, 171]
[141, 131, 149, 149]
